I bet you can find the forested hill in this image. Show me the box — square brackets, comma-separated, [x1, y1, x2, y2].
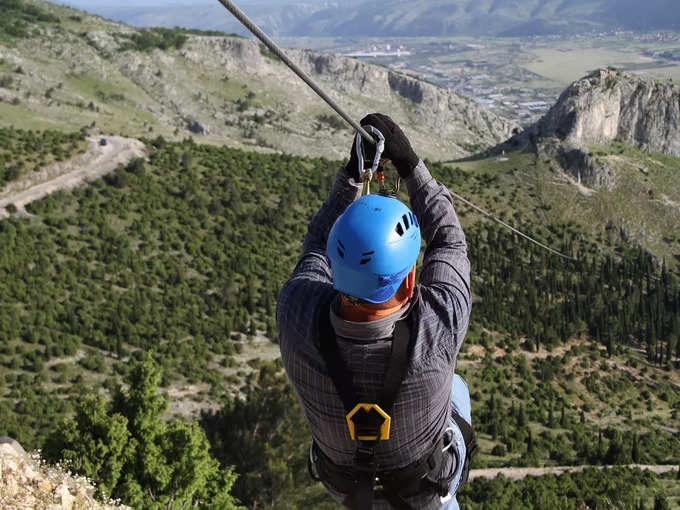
[0, 0, 679, 508]
[1, 131, 679, 507]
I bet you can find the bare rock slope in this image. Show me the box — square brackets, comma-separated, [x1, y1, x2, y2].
[539, 69, 680, 156]
[122, 35, 517, 160]
[520, 70, 680, 189]
[0, 3, 515, 162]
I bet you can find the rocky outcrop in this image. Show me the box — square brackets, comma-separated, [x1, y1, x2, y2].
[388, 72, 424, 104]
[536, 137, 618, 190]
[538, 69, 680, 156]
[0, 437, 129, 510]
[512, 70, 680, 189]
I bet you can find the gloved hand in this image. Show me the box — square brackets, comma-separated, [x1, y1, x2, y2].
[346, 113, 419, 180]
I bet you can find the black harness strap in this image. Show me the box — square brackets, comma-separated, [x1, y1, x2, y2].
[317, 298, 413, 510]
[378, 320, 410, 414]
[318, 302, 358, 413]
[313, 298, 468, 510]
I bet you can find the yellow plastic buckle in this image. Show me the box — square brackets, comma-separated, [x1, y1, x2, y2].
[346, 403, 391, 441]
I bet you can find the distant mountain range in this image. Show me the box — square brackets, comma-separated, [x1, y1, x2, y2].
[64, 0, 680, 37]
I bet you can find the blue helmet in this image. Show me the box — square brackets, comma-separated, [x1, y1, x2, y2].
[327, 194, 421, 303]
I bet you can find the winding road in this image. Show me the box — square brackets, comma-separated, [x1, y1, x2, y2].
[0, 136, 146, 219]
[469, 463, 678, 481]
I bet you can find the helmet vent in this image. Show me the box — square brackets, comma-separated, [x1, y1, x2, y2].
[410, 213, 419, 228]
[402, 214, 410, 229]
[360, 258, 371, 265]
[338, 240, 345, 250]
[395, 223, 404, 236]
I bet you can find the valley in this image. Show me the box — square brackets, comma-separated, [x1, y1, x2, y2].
[283, 31, 680, 124]
[0, 1, 679, 508]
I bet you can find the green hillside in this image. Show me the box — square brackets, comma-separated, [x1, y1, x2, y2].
[0, 0, 513, 162]
[0, 132, 678, 507]
[0, 1, 679, 507]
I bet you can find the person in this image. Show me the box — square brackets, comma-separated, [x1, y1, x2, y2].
[277, 113, 474, 509]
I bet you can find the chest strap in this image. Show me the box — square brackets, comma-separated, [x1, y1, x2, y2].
[319, 309, 410, 439]
[317, 299, 417, 509]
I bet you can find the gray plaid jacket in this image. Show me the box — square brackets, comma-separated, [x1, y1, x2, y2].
[277, 161, 471, 509]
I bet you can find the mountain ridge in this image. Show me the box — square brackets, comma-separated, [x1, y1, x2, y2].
[518, 69, 680, 189]
[0, 2, 515, 161]
[84, 0, 680, 37]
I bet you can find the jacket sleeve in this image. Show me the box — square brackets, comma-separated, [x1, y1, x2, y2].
[290, 167, 363, 284]
[404, 161, 471, 355]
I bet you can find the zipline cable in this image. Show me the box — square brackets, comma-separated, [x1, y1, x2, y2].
[216, 0, 578, 262]
[448, 191, 577, 262]
[216, 0, 374, 145]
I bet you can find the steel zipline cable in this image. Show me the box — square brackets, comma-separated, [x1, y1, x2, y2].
[447, 192, 577, 261]
[215, 0, 578, 263]
[217, 0, 374, 145]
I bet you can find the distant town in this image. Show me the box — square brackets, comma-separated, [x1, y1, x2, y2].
[300, 31, 680, 125]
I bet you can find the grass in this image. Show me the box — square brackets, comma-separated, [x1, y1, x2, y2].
[524, 47, 680, 86]
[443, 144, 680, 271]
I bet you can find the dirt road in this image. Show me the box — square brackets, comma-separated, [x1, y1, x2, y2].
[0, 136, 146, 219]
[469, 464, 678, 481]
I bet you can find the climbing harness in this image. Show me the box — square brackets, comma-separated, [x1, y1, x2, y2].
[307, 298, 477, 509]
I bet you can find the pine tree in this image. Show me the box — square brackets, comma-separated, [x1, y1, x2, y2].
[632, 433, 640, 463]
[45, 353, 243, 509]
[654, 493, 670, 510]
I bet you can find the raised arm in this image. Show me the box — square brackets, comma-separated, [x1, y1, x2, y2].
[355, 113, 471, 353]
[293, 169, 362, 283]
[405, 161, 471, 323]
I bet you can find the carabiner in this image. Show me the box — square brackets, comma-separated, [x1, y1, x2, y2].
[354, 126, 385, 196]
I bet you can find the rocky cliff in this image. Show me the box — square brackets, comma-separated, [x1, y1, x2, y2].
[519, 70, 680, 188]
[538, 69, 680, 156]
[170, 36, 516, 159]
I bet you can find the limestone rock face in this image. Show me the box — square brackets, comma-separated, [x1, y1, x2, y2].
[538, 69, 680, 156]
[0, 438, 129, 510]
[511, 70, 680, 189]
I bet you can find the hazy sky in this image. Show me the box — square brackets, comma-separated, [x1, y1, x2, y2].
[60, 0, 215, 6]
[58, 0, 306, 6]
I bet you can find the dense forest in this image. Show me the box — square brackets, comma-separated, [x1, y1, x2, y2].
[0, 127, 85, 188]
[0, 135, 678, 508]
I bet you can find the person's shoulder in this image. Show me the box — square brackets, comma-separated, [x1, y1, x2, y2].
[278, 279, 335, 336]
[411, 283, 467, 332]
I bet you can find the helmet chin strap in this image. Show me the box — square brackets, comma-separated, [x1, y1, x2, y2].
[355, 126, 385, 197]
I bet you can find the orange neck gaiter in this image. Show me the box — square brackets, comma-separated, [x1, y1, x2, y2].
[339, 294, 409, 323]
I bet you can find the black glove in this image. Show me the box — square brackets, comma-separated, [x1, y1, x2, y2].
[346, 113, 419, 180]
